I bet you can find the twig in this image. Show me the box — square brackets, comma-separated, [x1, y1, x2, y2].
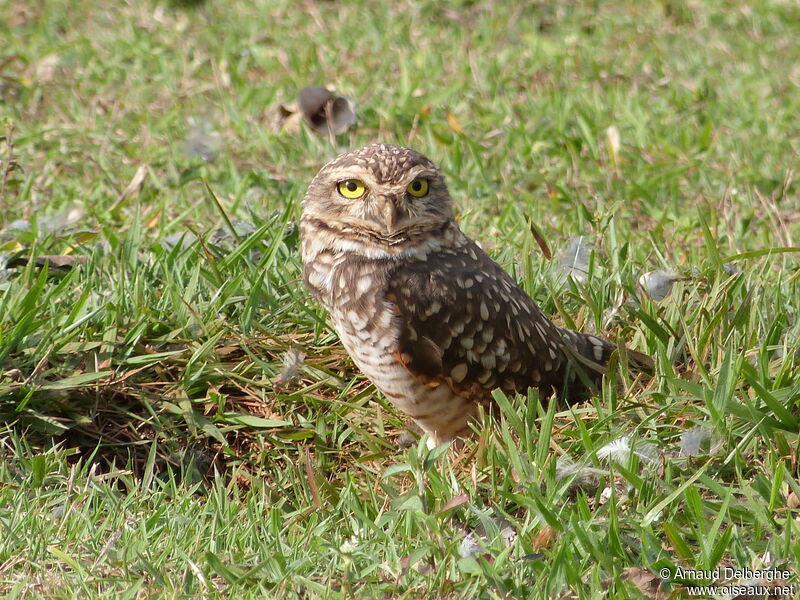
[0, 120, 15, 215]
[324, 98, 336, 149]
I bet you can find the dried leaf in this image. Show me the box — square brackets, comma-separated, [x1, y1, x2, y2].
[618, 567, 667, 599]
[446, 111, 464, 134]
[223, 414, 292, 428]
[531, 525, 557, 551]
[144, 210, 161, 229]
[275, 101, 304, 133]
[92, 528, 123, 569]
[399, 554, 434, 575]
[113, 165, 148, 210]
[294, 86, 356, 135]
[215, 346, 240, 357]
[529, 221, 552, 259]
[304, 447, 322, 509]
[2, 369, 23, 382]
[276, 87, 356, 135]
[606, 124, 621, 176]
[298, 86, 333, 120]
[438, 494, 469, 514]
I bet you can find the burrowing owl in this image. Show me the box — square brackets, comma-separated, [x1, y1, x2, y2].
[301, 144, 647, 446]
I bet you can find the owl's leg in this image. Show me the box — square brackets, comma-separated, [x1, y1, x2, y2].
[414, 398, 480, 449]
[425, 424, 477, 450]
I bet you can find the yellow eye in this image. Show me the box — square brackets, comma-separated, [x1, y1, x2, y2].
[337, 179, 366, 199]
[407, 178, 429, 198]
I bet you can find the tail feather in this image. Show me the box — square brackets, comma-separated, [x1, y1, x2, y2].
[557, 328, 653, 396]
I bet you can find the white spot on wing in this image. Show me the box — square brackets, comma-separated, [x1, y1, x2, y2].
[356, 275, 373, 293]
[451, 363, 468, 383]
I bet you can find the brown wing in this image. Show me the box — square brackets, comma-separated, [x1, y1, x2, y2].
[386, 239, 572, 400]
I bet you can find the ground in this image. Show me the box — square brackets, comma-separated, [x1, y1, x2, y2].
[0, 1, 799, 598]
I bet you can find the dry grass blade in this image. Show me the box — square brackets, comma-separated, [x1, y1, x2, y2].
[529, 221, 552, 260]
[304, 446, 323, 510]
[109, 164, 147, 212]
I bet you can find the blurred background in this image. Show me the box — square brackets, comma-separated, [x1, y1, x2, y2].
[3, 1, 797, 243]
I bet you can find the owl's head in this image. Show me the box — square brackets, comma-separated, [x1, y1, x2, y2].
[301, 144, 453, 248]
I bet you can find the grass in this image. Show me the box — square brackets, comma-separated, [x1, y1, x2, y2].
[1, 0, 799, 597]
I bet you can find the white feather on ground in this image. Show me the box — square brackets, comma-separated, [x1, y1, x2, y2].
[556, 236, 592, 285]
[597, 436, 659, 465]
[274, 348, 306, 389]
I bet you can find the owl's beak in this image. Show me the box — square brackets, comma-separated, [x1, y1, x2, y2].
[382, 198, 404, 233]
